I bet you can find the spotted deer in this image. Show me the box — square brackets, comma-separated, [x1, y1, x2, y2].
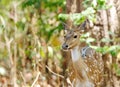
[62, 21, 104, 87]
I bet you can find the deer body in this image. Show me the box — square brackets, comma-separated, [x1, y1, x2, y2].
[71, 46, 94, 87]
[62, 22, 104, 87]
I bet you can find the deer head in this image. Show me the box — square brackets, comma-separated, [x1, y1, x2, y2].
[62, 21, 86, 50]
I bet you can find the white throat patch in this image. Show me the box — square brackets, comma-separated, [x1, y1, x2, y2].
[71, 46, 81, 62]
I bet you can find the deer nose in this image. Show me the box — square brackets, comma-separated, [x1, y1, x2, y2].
[62, 43, 68, 50]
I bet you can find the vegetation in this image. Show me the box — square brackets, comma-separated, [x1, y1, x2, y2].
[0, 0, 65, 86]
[0, 0, 120, 87]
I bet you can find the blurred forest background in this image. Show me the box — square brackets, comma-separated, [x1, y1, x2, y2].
[0, 0, 120, 87]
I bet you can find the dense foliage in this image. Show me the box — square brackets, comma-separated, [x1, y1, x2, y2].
[0, 0, 65, 86]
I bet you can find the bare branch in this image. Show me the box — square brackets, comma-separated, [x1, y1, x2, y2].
[31, 72, 40, 87]
[46, 65, 64, 79]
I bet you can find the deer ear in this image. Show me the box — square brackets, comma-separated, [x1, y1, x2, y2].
[62, 22, 70, 31]
[77, 19, 89, 31]
[78, 21, 86, 30]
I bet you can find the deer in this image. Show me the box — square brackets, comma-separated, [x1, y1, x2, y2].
[62, 21, 104, 87]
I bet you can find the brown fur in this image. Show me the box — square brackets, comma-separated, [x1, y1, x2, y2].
[62, 26, 104, 86]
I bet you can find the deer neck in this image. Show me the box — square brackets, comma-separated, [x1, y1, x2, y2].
[71, 45, 88, 79]
[71, 42, 87, 62]
[71, 46, 94, 87]
[71, 46, 81, 62]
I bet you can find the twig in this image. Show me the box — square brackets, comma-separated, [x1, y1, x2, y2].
[4, 34, 13, 65]
[13, 43, 17, 87]
[31, 72, 40, 87]
[66, 78, 73, 87]
[46, 65, 64, 79]
[20, 72, 26, 86]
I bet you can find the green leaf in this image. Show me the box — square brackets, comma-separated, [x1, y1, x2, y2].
[108, 46, 117, 51]
[86, 37, 95, 43]
[58, 14, 69, 20]
[0, 15, 5, 28]
[58, 7, 96, 25]
[101, 38, 112, 43]
[113, 63, 120, 76]
[90, 46, 109, 54]
[90, 45, 98, 50]
[110, 51, 117, 56]
[106, 45, 120, 56]
[40, 48, 45, 58]
[81, 32, 90, 38]
[80, 38, 86, 42]
[22, 0, 41, 8]
[116, 69, 120, 76]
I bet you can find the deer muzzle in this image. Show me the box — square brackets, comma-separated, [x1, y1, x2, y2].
[62, 43, 68, 50]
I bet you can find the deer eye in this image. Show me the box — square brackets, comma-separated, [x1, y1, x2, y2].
[74, 35, 77, 38]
